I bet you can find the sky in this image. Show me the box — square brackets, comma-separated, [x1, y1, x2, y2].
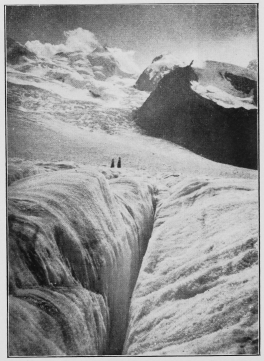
[5, 4, 258, 71]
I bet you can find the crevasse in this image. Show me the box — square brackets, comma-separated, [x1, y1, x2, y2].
[8, 169, 155, 356]
[8, 170, 259, 356]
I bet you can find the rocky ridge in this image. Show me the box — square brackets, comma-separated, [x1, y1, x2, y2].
[135, 65, 257, 169]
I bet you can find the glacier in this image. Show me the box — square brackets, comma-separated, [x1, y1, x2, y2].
[8, 168, 155, 355]
[8, 163, 258, 355]
[123, 176, 258, 355]
[7, 34, 259, 356]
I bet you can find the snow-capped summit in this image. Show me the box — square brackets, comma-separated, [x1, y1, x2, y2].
[87, 46, 131, 80]
[50, 46, 133, 80]
[6, 34, 150, 136]
[6, 33, 147, 113]
[135, 53, 186, 91]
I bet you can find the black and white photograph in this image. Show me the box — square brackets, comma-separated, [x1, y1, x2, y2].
[5, 1, 259, 357]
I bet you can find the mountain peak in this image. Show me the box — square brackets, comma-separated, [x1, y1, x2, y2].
[7, 37, 36, 65]
[135, 53, 185, 91]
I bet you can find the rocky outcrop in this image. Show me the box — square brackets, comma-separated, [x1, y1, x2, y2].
[123, 176, 259, 355]
[86, 47, 117, 79]
[135, 65, 258, 169]
[247, 60, 258, 73]
[8, 169, 155, 355]
[224, 72, 257, 104]
[7, 37, 36, 65]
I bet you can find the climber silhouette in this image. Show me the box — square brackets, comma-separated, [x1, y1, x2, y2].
[110, 159, 115, 168]
[117, 157, 121, 168]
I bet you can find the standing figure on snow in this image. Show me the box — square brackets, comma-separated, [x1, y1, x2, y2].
[110, 159, 115, 168]
[117, 157, 121, 168]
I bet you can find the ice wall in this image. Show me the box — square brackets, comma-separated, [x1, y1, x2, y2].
[8, 169, 155, 355]
[123, 177, 259, 355]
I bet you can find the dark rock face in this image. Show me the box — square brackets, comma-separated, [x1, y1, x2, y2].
[134, 70, 154, 92]
[224, 72, 257, 104]
[152, 54, 163, 63]
[134, 54, 180, 92]
[54, 51, 69, 58]
[134, 64, 175, 92]
[135, 65, 257, 170]
[7, 37, 36, 64]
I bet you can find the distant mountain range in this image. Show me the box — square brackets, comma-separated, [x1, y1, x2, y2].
[6, 37, 135, 83]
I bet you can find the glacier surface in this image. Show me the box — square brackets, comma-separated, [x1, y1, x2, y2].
[123, 176, 258, 355]
[8, 168, 155, 355]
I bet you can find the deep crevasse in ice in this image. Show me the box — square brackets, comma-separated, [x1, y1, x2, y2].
[8, 166, 259, 355]
[123, 176, 258, 355]
[8, 168, 155, 355]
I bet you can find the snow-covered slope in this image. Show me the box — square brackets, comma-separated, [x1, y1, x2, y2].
[8, 169, 155, 355]
[123, 176, 258, 355]
[194, 61, 257, 105]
